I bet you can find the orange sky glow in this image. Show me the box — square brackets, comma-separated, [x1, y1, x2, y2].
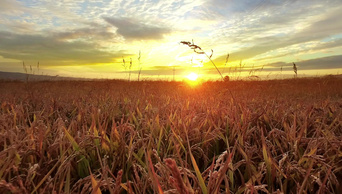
[1, 0, 342, 80]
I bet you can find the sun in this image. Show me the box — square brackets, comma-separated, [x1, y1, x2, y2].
[187, 72, 198, 81]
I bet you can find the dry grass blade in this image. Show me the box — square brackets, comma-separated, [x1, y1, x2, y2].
[63, 127, 79, 151]
[164, 158, 189, 194]
[147, 151, 164, 194]
[180, 40, 224, 81]
[31, 153, 65, 194]
[90, 171, 102, 194]
[298, 160, 314, 193]
[186, 134, 207, 194]
[189, 153, 207, 194]
[318, 167, 332, 194]
[261, 128, 273, 191]
[213, 145, 236, 193]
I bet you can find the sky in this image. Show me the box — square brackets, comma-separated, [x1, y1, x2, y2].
[0, 0, 342, 80]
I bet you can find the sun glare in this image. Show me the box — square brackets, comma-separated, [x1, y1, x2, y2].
[187, 72, 198, 81]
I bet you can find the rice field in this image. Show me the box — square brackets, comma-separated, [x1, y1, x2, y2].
[0, 77, 341, 193]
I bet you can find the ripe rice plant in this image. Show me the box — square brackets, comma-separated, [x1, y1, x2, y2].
[0, 77, 341, 193]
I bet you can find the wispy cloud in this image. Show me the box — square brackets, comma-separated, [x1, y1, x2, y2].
[0, 0, 27, 14]
[0, 31, 127, 66]
[264, 54, 342, 71]
[103, 17, 170, 40]
[53, 26, 116, 42]
[211, 2, 342, 64]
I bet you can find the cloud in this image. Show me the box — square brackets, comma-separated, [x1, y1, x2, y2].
[199, 54, 342, 75]
[0, 0, 27, 14]
[203, 0, 299, 20]
[293, 8, 342, 42]
[0, 31, 127, 66]
[265, 55, 342, 71]
[211, 3, 342, 64]
[53, 27, 115, 41]
[293, 55, 342, 70]
[103, 17, 171, 40]
[313, 38, 342, 51]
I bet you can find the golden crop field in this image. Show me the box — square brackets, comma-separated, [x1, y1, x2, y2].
[0, 77, 342, 193]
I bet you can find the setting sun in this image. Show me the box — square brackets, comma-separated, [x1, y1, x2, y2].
[186, 72, 198, 81]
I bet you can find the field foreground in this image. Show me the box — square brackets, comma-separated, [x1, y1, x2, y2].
[0, 77, 342, 193]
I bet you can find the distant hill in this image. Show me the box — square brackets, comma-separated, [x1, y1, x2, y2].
[0, 71, 87, 81]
